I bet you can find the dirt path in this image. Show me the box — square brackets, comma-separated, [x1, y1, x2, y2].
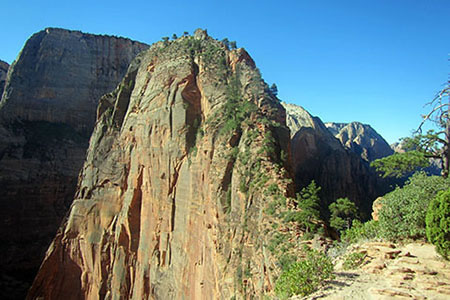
[300, 242, 450, 300]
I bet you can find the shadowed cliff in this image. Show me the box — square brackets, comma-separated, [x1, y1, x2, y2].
[284, 103, 386, 217]
[0, 60, 8, 96]
[0, 28, 148, 299]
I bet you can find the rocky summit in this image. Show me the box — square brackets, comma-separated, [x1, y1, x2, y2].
[284, 103, 383, 216]
[28, 29, 298, 299]
[0, 28, 148, 299]
[0, 28, 148, 131]
[0, 60, 8, 96]
[325, 122, 394, 162]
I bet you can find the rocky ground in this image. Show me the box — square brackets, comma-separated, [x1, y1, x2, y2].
[301, 242, 450, 300]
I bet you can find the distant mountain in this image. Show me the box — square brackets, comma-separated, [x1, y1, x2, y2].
[0, 60, 8, 96]
[284, 103, 384, 216]
[325, 122, 394, 162]
[390, 141, 404, 153]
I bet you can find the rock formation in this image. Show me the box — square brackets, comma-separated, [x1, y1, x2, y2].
[325, 122, 394, 162]
[28, 29, 296, 299]
[0, 28, 148, 299]
[0, 60, 8, 96]
[284, 103, 382, 216]
[0, 28, 148, 131]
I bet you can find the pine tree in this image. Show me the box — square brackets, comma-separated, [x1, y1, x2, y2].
[294, 181, 321, 234]
[329, 198, 358, 233]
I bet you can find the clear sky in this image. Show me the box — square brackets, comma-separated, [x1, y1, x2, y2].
[1, 0, 449, 143]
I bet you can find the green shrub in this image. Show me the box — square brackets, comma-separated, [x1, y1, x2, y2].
[267, 233, 287, 254]
[378, 172, 450, 240]
[426, 189, 450, 259]
[343, 252, 367, 270]
[341, 219, 380, 244]
[274, 249, 333, 299]
[239, 180, 248, 193]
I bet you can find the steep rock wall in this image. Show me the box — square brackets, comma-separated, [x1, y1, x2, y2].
[0, 28, 148, 131]
[29, 30, 295, 299]
[284, 103, 382, 216]
[0, 28, 148, 299]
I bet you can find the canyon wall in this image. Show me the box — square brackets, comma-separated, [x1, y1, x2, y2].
[0, 28, 147, 299]
[285, 103, 383, 216]
[0, 60, 8, 96]
[28, 29, 296, 299]
[325, 122, 394, 162]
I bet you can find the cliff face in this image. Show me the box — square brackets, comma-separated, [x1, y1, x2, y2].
[0, 60, 8, 96]
[325, 122, 394, 162]
[284, 104, 381, 215]
[28, 30, 295, 299]
[0, 28, 148, 131]
[0, 28, 148, 299]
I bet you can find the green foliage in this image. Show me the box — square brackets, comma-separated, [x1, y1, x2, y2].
[230, 41, 237, 49]
[269, 83, 278, 97]
[278, 254, 297, 271]
[373, 84, 450, 177]
[221, 38, 230, 49]
[340, 220, 380, 244]
[172, 33, 178, 40]
[343, 252, 367, 270]
[261, 130, 276, 154]
[284, 181, 321, 235]
[183, 37, 202, 56]
[162, 36, 169, 43]
[371, 150, 429, 178]
[268, 232, 287, 254]
[402, 131, 442, 154]
[265, 183, 279, 196]
[426, 189, 450, 259]
[201, 43, 227, 68]
[329, 198, 359, 233]
[280, 150, 287, 163]
[274, 249, 334, 299]
[225, 189, 232, 214]
[265, 201, 277, 216]
[219, 71, 258, 135]
[239, 180, 248, 193]
[379, 172, 450, 240]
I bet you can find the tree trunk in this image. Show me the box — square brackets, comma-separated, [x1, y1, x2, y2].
[444, 88, 450, 178]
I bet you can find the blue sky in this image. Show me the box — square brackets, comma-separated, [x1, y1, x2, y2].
[1, 0, 449, 143]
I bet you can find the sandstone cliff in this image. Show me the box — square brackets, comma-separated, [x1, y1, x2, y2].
[0, 28, 148, 299]
[284, 104, 382, 216]
[28, 29, 298, 299]
[0, 60, 8, 96]
[325, 122, 394, 162]
[0, 28, 148, 131]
